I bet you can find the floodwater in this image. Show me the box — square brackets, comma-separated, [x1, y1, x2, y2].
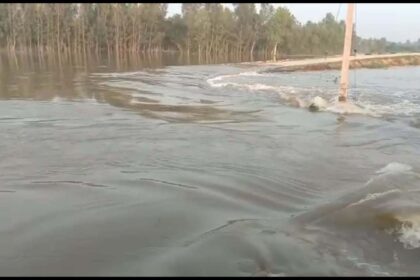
[1, 53, 420, 276]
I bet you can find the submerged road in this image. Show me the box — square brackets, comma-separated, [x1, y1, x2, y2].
[242, 52, 420, 69]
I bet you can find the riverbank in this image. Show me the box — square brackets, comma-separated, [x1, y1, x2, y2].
[243, 53, 420, 72]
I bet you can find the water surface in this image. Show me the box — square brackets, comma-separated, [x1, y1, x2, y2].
[1, 54, 420, 276]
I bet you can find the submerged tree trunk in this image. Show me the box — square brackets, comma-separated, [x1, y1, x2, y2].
[272, 42, 278, 61]
[250, 40, 256, 61]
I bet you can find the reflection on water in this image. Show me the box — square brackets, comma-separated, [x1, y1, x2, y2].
[0, 52, 262, 123]
[1, 52, 420, 276]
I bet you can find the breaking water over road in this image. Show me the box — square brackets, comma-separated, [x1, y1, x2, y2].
[1, 56, 420, 276]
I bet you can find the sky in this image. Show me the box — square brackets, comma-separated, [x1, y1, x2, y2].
[167, 4, 420, 43]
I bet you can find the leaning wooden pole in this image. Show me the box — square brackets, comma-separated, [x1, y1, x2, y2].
[338, 3, 355, 102]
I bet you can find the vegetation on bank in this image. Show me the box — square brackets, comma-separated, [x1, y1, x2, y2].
[0, 3, 419, 63]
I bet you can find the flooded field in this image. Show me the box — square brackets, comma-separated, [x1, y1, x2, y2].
[1, 53, 420, 276]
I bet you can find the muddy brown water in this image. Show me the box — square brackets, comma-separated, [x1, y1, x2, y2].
[1, 53, 420, 276]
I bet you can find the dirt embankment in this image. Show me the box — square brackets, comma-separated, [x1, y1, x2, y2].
[260, 53, 420, 73]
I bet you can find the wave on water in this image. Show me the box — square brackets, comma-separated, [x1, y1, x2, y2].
[90, 71, 149, 78]
[206, 74, 241, 88]
[294, 162, 420, 251]
[129, 162, 420, 276]
[356, 100, 420, 117]
[325, 100, 378, 116]
[207, 73, 365, 114]
[238, 71, 264, 77]
[376, 162, 413, 174]
[206, 70, 266, 88]
[387, 214, 420, 250]
[207, 70, 419, 119]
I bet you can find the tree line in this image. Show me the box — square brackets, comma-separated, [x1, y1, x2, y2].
[357, 37, 420, 54]
[0, 3, 418, 64]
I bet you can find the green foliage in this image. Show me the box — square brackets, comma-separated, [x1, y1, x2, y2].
[0, 3, 416, 59]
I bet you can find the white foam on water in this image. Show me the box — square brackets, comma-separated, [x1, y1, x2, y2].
[207, 75, 318, 109]
[310, 96, 329, 110]
[366, 100, 420, 117]
[346, 189, 402, 208]
[238, 71, 263, 77]
[208, 73, 374, 115]
[206, 74, 238, 87]
[211, 81, 243, 88]
[207, 70, 267, 88]
[207, 71, 420, 119]
[245, 83, 277, 91]
[91, 71, 149, 78]
[129, 98, 155, 105]
[207, 76, 279, 92]
[376, 162, 413, 175]
[325, 100, 377, 116]
[389, 215, 420, 250]
[396, 220, 420, 249]
[364, 162, 420, 250]
[361, 162, 413, 187]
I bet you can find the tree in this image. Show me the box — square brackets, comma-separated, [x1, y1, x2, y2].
[265, 7, 297, 60]
[0, 3, 408, 62]
[164, 14, 187, 52]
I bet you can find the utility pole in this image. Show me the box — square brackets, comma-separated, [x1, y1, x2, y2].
[338, 3, 355, 102]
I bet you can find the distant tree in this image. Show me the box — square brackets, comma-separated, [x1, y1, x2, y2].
[265, 7, 297, 60]
[0, 3, 411, 62]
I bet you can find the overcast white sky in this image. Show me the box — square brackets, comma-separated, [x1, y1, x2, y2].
[167, 3, 420, 43]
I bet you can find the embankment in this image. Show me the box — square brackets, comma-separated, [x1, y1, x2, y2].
[252, 53, 420, 73]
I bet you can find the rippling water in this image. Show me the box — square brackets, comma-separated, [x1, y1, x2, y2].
[1, 54, 420, 276]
